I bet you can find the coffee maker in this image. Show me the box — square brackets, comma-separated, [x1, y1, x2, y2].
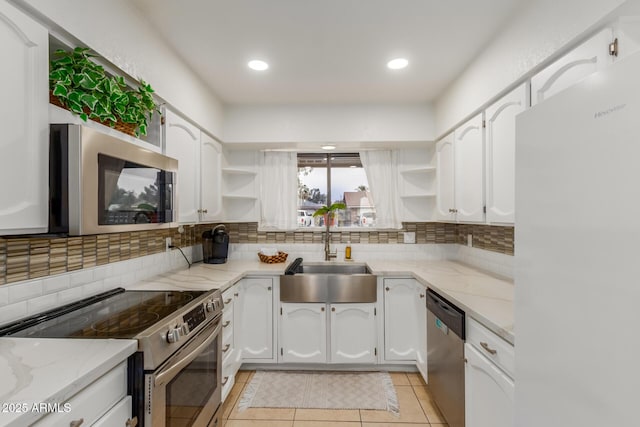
[202, 225, 229, 264]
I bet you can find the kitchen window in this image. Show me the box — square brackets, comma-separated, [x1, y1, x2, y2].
[297, 153, 376, 228]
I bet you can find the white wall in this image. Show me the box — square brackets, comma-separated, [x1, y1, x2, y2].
[14, 0, 224, 138]
[223, 103, 435, 145]
[435, 0, 627, 136]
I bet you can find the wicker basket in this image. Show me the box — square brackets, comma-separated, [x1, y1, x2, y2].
[50, 92, 137, 137]
[257, 251, 288, 264]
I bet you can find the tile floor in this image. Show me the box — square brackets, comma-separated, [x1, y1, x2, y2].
[220, 371, 450, 427]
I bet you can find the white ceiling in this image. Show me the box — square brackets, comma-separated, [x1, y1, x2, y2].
[132, 0, 528, 105]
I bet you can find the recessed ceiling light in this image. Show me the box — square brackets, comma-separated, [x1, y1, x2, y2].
[248, 60, 269, 71]
[321, 145, 336, 151]
[387, 58, 409, 70]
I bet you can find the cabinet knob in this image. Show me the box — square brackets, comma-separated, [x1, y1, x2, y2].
[202, 209, 208, 214]
[385, 287, 390, 291]
[223, 321, 231, 328]
[480, 341, 498, 355]
[321, 307, 325, 312]
[70, 419, 84, 427]
[234, 293, 239, 297]
[223, 344, 231, 353]
[267, 286, 272, 291]
[419, 293, 425, 298]
[331, 307, 336, 312]
[197, 209, 202, 213]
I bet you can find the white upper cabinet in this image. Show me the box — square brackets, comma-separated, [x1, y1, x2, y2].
[435, 133, 455, 221]
[165, 109, 200, 223]
[454, 113, 485, 223]
[531, 28, 614, 105]
[200, 131, 222, 221]
[485, 84, 527, 224]
[0, 3, 49, 235]
[165, 109, 222, 223]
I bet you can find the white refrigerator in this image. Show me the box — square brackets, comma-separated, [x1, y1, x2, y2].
[515, 52, 640, 426]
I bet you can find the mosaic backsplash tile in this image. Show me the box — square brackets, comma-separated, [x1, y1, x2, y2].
[0, 222, 513, 285]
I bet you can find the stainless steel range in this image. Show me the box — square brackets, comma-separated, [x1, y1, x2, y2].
[0, 287, 224, 427]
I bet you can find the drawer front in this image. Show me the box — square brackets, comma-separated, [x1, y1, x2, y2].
[34, 362, 127, 427]
[222, 287, 235, 310]
[92, 395, 132, 427]
[467, 317, 514, 378]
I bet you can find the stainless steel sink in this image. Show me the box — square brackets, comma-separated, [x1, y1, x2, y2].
[280, 262, 376, 303]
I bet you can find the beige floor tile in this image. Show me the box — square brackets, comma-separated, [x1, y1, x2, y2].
[225, 420, 293, 427]
[411, 385, 434, 401]
[360, 385, 428, 423]
[388, 372, 410, 386]
[295, 409, 361, 422]
[406, 372, 426, 386]
[228, 406, 296, 421]
[293, 422, 361, 427]
[222, 382, 247, 420]
[416, 397, 447, 424]
[235, 370, 253, 384]
[361, 423, 430, 426]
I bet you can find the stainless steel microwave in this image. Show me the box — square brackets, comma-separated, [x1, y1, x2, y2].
[49, 124, 178, 235]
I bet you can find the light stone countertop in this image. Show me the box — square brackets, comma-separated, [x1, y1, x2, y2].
[0, 338, 137, 427]
[129, 259, 514, 344]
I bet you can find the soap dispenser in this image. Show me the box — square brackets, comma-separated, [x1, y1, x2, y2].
[345, 241, 352, 260]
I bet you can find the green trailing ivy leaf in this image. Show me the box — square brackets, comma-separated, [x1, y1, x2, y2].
[49, 47, 160, 137]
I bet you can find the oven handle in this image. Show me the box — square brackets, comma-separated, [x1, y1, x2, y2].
[154, 316, 222, 387]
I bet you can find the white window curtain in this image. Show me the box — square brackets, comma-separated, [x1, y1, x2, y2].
[260, 151, 298, 229]
[359, 150, 402, 229]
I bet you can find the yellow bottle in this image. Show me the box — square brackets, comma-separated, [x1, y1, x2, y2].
[345, 242, 352, 260]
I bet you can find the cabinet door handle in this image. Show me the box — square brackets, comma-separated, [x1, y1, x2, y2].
[222, 376, 229, 386]
[126, 417, 138, 427]
[223, 321, 231, 327]
[223, 344, 231, 353]
[70, 419, 84, 427]
[480, 341, 497, 355]
[224, 298, 232, 304]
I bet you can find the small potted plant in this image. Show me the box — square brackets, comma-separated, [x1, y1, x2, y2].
[313, 202, 346, 227]
[49, 47, 160, 137]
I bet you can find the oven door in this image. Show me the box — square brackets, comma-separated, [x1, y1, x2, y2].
[146, 315, 222, 427]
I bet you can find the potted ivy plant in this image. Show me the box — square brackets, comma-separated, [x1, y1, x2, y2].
[49, 47, 160, 137]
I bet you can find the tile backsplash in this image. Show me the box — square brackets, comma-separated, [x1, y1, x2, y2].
[0, 222, 513, 286]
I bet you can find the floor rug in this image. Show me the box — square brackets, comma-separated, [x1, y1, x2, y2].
[238, 371, 399, 415]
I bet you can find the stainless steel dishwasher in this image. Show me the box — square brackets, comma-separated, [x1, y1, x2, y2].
[426, 289, 465, 427]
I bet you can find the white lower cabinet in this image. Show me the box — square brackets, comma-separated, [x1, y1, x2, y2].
[383, 278, 427, 378]
[278, 303, 377, 364]
[330, 303, 377, 364]
[280, 303, 327, 363]
[236, 278, 275, 362]
[34, 362, 130, 426]
[221, 286, 242, 402]
[465, 317, 515, 427]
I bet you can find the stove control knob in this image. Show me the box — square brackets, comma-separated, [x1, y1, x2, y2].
[166, 328, 181, 343]
[206, 301, 214, 313]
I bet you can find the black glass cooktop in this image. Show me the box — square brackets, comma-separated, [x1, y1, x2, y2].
[0, 288, 208, 339]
